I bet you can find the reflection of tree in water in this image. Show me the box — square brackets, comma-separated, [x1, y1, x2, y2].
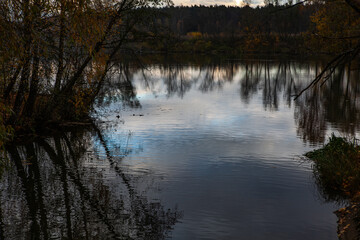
[295, 63, 360, 145]
[197, 63, 236, 93]
[0, 125, 181, 239]
[236, 60, 326, 142]
[295, 89, 327, 144]
[322, 65, 360, 134]
[96, 63, 141, 109]
[219, 59, 360, 145]
[98, 58, 360, 146]
[139, 60, 308, 110]
[138, 62, 237, 98]
[159, 64, 193, 98]
[237, 60, 314, 111]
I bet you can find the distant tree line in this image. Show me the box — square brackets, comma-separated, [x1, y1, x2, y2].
[162, 5, 313, 36]
[140, 2, 360, 54]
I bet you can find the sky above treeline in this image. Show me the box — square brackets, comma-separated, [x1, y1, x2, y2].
[172, 0, 264, 7]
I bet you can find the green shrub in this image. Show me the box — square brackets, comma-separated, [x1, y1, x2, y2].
[306, 134, 360, 201]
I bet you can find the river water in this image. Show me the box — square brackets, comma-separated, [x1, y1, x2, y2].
[1, 56, 360, 239]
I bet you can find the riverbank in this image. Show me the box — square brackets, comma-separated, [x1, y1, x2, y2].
[306, 135, 360, 239]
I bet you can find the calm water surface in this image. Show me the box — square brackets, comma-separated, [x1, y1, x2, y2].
[2, 57, 360, 239]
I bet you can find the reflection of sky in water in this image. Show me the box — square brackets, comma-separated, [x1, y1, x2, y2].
[93, 63, 350, 239]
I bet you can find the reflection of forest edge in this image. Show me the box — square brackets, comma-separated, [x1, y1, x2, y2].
[104, 57, 360, 145]
[0, 124, 181, 239]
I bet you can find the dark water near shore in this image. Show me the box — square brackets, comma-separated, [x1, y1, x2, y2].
[1, 56, 360, 239]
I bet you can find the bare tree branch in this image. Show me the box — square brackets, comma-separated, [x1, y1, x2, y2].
[271, 0, 307, 13]
[294, 43, 360, 100]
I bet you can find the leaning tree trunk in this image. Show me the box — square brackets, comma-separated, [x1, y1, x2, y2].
[54, 0, 65, 93]
[23, 43, 40, 118]
[48, 1, 128, 119]
[9, 0, 32, 124]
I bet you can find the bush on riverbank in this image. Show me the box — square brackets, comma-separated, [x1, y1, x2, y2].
[306, 134, 360, 201]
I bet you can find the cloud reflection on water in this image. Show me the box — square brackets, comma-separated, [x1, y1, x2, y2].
[93, 58, 360, 239]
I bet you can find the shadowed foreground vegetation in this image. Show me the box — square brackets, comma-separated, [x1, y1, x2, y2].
[306, 135, 360, 201]
[306, 135, 360, 239]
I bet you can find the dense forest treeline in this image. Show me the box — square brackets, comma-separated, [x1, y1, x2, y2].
[139, 2, 360, 54]
[162, 5, 312, 36]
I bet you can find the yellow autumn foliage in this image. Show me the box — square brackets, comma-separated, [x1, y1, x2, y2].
[186, 32, 202, 39]
[307, 0, 360, 53]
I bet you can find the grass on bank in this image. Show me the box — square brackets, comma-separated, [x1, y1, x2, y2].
[306, 134, 360, 201]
